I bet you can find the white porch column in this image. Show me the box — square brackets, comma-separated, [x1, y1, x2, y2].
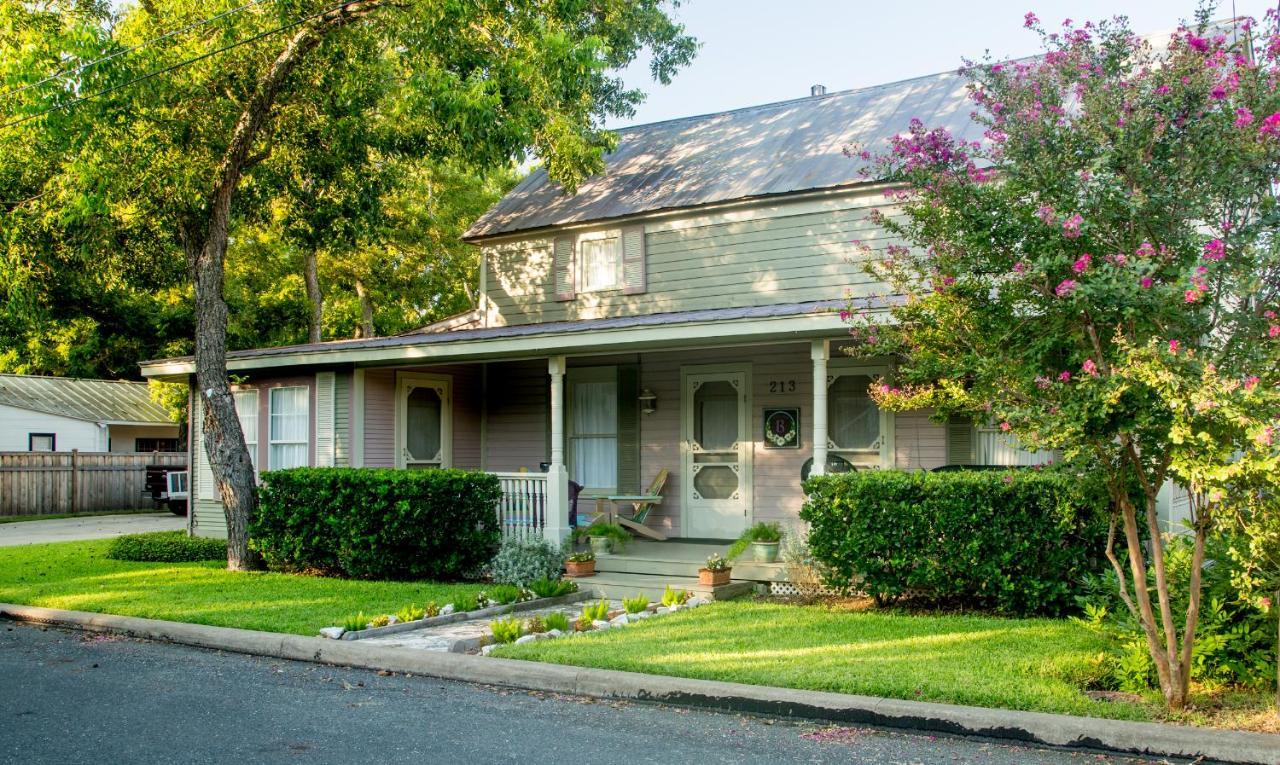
[811, 340, 830, 477]
[544, 355, 571, 544]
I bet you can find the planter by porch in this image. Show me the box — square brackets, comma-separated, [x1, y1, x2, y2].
[751, 541, 780, 564]
[698, 567, 731, 587]
[588, 536, 612, 556]
[565, 559, 596, 577]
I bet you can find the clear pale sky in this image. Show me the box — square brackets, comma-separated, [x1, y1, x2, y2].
[607, 0, 1276, 128]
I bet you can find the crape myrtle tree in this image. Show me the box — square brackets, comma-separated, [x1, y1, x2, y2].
[2, 0, 696, 570]
[845, 9, 1280, 709]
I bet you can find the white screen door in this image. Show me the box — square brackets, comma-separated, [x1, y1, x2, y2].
[683, 368, 750, 538]
[396, 373, 452, 469]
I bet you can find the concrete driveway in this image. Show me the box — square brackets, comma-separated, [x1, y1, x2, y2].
[0, 512, 186, 547]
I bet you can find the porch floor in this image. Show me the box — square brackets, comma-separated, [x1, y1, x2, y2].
[578, 539, 786, 600]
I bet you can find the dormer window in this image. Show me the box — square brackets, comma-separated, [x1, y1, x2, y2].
[577, 230, 622, 292]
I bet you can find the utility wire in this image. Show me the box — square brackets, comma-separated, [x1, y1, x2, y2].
[0, 0, 271, 101]
[1, 0, 362, 130]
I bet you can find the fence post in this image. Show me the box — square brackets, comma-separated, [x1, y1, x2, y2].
[70, 449, 80, 514]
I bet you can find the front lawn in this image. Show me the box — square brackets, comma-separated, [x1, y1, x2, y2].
[497, 600, 1143, 722]
[0, 539, 485, 635]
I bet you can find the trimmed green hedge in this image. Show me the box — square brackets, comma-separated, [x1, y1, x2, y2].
[800, 468, 1111, 616]
[107, 531, 225, 562]
[252, 468, 502, 581]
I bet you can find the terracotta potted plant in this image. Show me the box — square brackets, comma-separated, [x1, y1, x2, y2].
[698, 553, 731, 587]
[565, 550, 596, 577]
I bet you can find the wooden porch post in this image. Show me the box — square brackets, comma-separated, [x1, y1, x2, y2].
[811, 340, 830, 477]
[544, 355, 571, 544]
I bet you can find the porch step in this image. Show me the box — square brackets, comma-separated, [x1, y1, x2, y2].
[592, 540, 790, 583]
[580, 572, 756, 602]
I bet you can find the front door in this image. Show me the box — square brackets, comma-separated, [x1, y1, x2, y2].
[396, 373, 452, 469]
[682, 367, 750, 539]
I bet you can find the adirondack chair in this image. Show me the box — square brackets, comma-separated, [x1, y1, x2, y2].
[603, 469, 669, 541]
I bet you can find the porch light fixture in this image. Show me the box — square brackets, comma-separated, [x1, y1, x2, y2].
[638, 388, 658, 415]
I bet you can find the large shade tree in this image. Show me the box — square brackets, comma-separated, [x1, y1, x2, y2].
[2, 0, 696, 569]
[847, 10, 1280, 709]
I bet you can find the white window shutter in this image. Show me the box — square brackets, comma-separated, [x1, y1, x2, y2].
[553, 235, 576, 301]
[315, 371, 335, 467]
[194, 394, 214, 501]
[621, 225, 646, 295]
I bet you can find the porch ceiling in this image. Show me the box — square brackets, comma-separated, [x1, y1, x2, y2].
[141, 298, 897, 379]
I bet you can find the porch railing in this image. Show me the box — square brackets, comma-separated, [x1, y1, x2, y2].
[493, 471, 548, 540]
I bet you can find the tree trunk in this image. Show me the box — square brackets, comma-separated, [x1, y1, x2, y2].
[1274, 589, 1279, 712]
[303, 248, 323, 343]
[187, 0, 390, 571]
[354, 277, 374, 338]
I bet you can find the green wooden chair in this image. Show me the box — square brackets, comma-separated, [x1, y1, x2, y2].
[603, 468, 669, 541]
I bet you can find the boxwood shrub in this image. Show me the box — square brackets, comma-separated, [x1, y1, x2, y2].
[107, 531, 225, 562]
[252, 468, 502, 581]
[800, 468, 1111, 616]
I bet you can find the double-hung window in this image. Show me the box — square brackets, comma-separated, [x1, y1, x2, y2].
[577, 230, 621, 292]
[827, 368, 888, 468]
[268, 386, 308, 470]
[975, 423, 1055, 466]
[233, 389, 260, 471]
[568, 367, 618, 493]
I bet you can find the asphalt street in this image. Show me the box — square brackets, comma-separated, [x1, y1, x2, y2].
[0, 622, 1183, 765]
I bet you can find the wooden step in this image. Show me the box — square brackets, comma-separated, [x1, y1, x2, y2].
[581, 571, 756, 602]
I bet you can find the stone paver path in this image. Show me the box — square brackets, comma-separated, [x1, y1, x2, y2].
[362, 598, 625, 652]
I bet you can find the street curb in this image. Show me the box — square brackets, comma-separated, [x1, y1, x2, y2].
[2, 603, 1274, 764]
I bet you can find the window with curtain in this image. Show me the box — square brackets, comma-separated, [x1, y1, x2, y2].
[976, 425, 1056, 466]
[578, 232, 620, 292]
[569, 372, 617, 492]
[233, 389, 259, 470]
[268, 386, 308, 470]
[828, 373, 882, 466]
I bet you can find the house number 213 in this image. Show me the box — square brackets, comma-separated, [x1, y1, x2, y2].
[768, 379, 797, 393]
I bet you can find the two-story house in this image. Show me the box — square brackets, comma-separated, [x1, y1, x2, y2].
[143, 70, 1038, 545]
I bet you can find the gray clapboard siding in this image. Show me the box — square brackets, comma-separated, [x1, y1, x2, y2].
[362, 365, 483, 470]
[483, 360, 548, 473]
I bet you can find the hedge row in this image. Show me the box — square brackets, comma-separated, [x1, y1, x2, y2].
[107, 531, 226, 562]
[800, 468, 1112, 616]
[251, 468, 502, 580]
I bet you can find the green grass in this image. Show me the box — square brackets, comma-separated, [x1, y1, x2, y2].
[0, 509, 164, 524]
[496, 600, 1152, 721]
[0, 540, 485, 636]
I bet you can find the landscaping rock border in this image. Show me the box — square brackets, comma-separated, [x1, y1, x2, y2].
[336, 591, 591, 641]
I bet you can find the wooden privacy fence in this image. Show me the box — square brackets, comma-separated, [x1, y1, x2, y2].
[0, 451, 187, 517]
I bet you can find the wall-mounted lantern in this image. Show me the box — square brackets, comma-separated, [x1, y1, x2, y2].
[638, 388, 658, 415]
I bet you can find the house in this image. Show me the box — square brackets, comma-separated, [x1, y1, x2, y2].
[0, 373, 180, 453]
[142, 70, 1057, 544]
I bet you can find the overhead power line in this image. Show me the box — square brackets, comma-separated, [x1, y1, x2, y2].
[0, 0, 270, 101]
[0, 0, 363, 130]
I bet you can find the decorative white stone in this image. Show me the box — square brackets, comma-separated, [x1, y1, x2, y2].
[667, 604, 681, 612]
[546, 629, 564, 638]
[609, 614, 629, 626]
[514, 634, 539, 645]
[591, 619, 610, 630]
[387, 615, 399, 625]
[440, 604, 456, 615]
[655, 606, 670, 615]
[319, 627, 345, 639]
[631, 610, 651, 620]
[686, 597, 710, 608]
[481, 644, 497, 656]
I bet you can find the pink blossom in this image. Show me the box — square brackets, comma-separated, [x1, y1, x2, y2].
[1210, 85, 1227, 100]
[1245, 376, 1260, 391]
[1140, 277, 1153, 289]
[1258, 426, 1275, 447]
[1270, 325, 1280, 338]
[1035, 204, 1055, 224]
[1082, 359, 1098, 377]
[1000, 421, 1012, 432]
[1186, 34, 1210, 53]
[1168, 339, 1180, 352]
[1267, 310, 1277, 319]
[1261, 112, 1280, 136]
[1235, 107, 1254, 127]
[1155, 84, 1171, 95]
[1136, 241, 1155, 258]
[1058, 370, 1072, 382]
[1055, 279, 1078, 297]
[1203, 239, 1225, 261]
[1185, 289, 1202, 303]
[1024, 11, 1038, 28]
[1072, 253, 1092, 273]
[1061, 213, 1083, 239]
[1013, 261, 1027, 274]
[839, 310, 850, 321]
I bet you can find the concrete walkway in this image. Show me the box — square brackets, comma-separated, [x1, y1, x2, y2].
[0, 512, 185, 547]
[362, 598, 625, 652]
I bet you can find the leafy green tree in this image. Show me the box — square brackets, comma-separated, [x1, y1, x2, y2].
[848, 10, 1280, 709]
[2, 0, 696, 569]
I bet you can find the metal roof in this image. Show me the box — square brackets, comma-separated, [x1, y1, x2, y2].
[0, 374, 175, 425]
[142, 298, 887, 371]
[465, 69, 978, 240]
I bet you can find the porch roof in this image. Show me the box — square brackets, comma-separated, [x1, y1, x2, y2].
[140, 298, 888, 379]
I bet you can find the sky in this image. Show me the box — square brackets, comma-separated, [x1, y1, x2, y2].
[606, 0, 1277, 129]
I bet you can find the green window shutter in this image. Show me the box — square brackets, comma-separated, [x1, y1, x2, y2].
[616, 363, 641, 494]
[553, 235, 575, 301]
[620, 225, 647, 295]
[947, 417, 975, 465]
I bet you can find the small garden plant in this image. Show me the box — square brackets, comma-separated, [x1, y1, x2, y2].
[484, 583, 525, 605]
[544, 611, 570, 632]
[368, 614, 390, 628]
[489, 536, 565, 586]
[726, 521, 783, 561]
[565, 550, 595, 563]
[581, 599, 610, 622]
[575, 521, 630, 551]
[341, 612, 367, 632]
[527, 576, 578, 598]
[451, 593, 479, 613]
[423, 601, 441, 618]
[525, 615, 547, 634]
[703, 553, 729, 571]
[661, 586, 691, 608]
[623, 595, 649, 615]
[489, 617, 523, 644]
[395, 604, 425, 623]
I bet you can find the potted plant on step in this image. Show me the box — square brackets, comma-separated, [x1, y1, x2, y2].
[576, 521, 629, 556]
[565, 549, 596, 577]
[725, 521, 784, 564]
[699, 553, 731, 587]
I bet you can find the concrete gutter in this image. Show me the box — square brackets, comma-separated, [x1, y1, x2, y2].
[2, 603, 1275, 765]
